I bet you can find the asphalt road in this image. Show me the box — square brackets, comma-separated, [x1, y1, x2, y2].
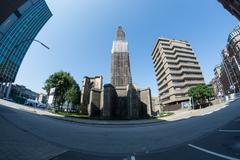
[0, 99, 240, 160]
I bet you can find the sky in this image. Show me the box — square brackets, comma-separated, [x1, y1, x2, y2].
[15, 0, 239, 96]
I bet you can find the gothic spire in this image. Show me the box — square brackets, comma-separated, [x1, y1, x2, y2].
[116, 26, 125, 40]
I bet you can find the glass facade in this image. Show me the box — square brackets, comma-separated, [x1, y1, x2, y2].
[0, 0, 52, 82]
[0, 0, 27, 24]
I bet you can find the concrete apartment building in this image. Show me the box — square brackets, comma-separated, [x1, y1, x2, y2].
[152, 37, 205, 111]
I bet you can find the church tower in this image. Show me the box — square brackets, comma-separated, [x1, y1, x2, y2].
[111, 26, 132, 87]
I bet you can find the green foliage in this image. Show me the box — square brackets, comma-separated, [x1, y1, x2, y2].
[10, 88, 27, 104]
[187, 84, 212, 107]
[56, 111, 91, 119]
[43, 71, 80, 110]
[65, 85, 81, 107]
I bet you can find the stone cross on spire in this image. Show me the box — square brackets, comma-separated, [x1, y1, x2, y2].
[116, 26, 125, 40]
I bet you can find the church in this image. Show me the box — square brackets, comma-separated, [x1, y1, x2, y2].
[80, 26, 152, 119]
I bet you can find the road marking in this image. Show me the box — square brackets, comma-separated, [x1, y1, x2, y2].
[202, 111, 213, 116]
[123, 155, 136, 160]
[131, 155, 136, 160]
[219, 130, 240, 133]
[188, 144, 240, 160]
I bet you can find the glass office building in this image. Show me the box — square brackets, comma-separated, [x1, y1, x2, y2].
[0, 0, 52, 83]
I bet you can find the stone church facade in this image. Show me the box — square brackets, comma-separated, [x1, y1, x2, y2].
[80, 26, 152, 119]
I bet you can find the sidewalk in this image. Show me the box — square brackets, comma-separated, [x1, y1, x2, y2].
[0, 98, 237, 125]
[0, 99, 62, 117]
[161, 101, 229, 121]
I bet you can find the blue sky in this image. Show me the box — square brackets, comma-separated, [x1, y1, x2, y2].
[15, 0, 238, 96]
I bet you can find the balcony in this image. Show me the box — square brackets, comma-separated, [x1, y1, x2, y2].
[168, 63, 200, 69]
[171, 74, 204, 81]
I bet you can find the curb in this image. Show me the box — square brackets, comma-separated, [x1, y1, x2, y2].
[44, 99, 239, 126]
[1, 98, 239, 126]
[44, 115, 165, 126]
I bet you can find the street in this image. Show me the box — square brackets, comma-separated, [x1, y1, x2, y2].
[0, 99, 240, 160]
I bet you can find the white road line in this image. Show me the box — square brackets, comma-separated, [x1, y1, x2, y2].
[188, 144, 240, 160]
[131, 155, 136, 160]
[202, 111, 213, 116]
[219, 130, 240, 133]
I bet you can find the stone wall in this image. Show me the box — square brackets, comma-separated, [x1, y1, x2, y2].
[127, 84, 141, 119]
[163, 104, 181, 111]
[111, 52, 132, 87]
[80, 77, 153, 119]
[115, 97, 128, 118]
[88, 88, 102, 117]
[80, 78, 91, 114]
[140, 88, 152, 117]
[80, 76, 103, 114]
[115, 86, 128, 97]
[151, 96, 161, 116]
[102, 84, 118, 119]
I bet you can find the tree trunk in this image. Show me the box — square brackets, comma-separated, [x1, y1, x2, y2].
[199, 98, 203, 109]
[67, 102, 69, 112]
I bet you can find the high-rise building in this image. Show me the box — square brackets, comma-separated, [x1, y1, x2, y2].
[227, 25, 240, 84]
[227, 25, 240, 67]
[152, 37, 205, 110]
[217, 26, 240, 94]
[0, 0, 52, 83]
[211, 65, 225, 97]
[221, 48, 239, 93]
[212, 26, 240, 96]
[111, 26, 132, 87]
[218, 0, 240, 21]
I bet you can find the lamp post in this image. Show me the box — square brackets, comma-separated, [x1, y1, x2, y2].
[0, 39, 49, 98]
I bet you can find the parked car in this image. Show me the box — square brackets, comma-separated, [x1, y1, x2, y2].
[24, 99, 38, 107]
[37, 102, 47, 108]
[3, 98, 14, 102]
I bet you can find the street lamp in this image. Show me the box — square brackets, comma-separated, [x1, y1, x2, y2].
[0, 39, 50, 83]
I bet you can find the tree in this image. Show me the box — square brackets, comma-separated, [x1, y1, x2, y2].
[43, 71, 80, 111]
[187, 84, 212, 109]
[65, 84, 81, 111]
